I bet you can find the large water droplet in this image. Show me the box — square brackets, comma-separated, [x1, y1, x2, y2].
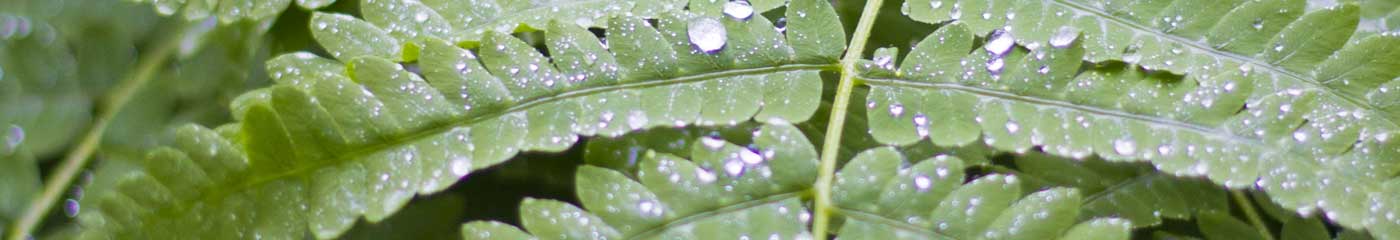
[723, 0, 754, 20]
[888, 103, 905, 117]
[913, 113, 930, 137]
[63, 199, 79, 218]
[701, 136, 727, 150]
[1293, 130, 1309, 142]
[986, 57, 1006, 75]
[696, 168, 718, 183]
[688, 18, 728, 54]
[914, 175, 933, 191]
[1049, 27, 1078, 48]
[1113, 139, 1137, 155]
[724, 158, 745, 177]
[984, 30, 1016, 56]
[739, 148, 764, 164]
[1004, 120, 1020, 133]
[5, 125, 22, 151]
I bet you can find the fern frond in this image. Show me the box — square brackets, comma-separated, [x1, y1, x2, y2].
[863, 4, 1400, 235]
[465, 123, 818, 239]
[831, 147, 1128, 239]
[1011, 151, 1228, 228]
[75, 0, 844, 238]
[466, 124, 1129, 239]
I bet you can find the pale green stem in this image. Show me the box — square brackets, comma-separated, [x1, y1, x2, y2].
[812, 0, 884, 238]
[7, 25, 183, 240]
[1232, 190, 1275, 240]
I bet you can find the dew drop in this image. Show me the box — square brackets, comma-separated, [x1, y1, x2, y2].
[701, 136, 727, 150]
[1113, 139, 1137, 155]
[739, 148, 764, 164]
[63, 199, 79, 217]
[5, 125, 22, 151]
[914, 175, 933, 191]
[1251, 18, 1264, 30]
[930, 0, 943, 9]
[413, 12, 429, 22]
[1004, 120, 1020, 133]
[984, 30, 1016, 56]
[1036, 65, 1050, 75]
[913, 113, 930, 137]
[1293, 131, 1309, 142]
[986, 57, 1006, 74]
[888, 103, 905, 117]
[1049, 27, 1078, 48]
[696, 168, 718, 183]
[687, 18, 728, 54]
[723, 0, 754, 20]
[774, 17, 787, 33]
[724, 158, 745, 177]
[1157, 144, 1173, 156]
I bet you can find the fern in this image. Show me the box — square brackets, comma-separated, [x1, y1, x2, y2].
[72, 0, 841, 238]
[12, 0, 1400, 239]
[869, 0, 1400, 236]
[463, 124, 1128, 239]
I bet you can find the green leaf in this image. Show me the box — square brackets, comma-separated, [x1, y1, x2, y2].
[132, 0, 292, 23]
[831, 147, 1126, 239]
[1197, 212, 1267, 240]
[75, 0, 843, 238]
[465, 124, 817, 239]
[1013, 151, 1230, 228]
[867, 5, 1400, 234]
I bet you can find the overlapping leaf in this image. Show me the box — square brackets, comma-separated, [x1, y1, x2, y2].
[863, 2, 1400, 235]
[74, 0, 843, 238]
[1011, 151, 1229, 228]
[832, 147, 1129, 239]
[464, 124, 818, 239]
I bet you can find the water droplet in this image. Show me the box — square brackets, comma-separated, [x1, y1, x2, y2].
[701, 136, 727, 150]
[913, 113, 930, 137]
[984, 30, 1016, 56]
[5, 125, 22, 151]
[1293, 131, 1309, 142]
[1251, 18, 1264, 30]
[914, 175, 933, 191]
[413, 12, 429, 22]
[1113, 139, 1137, 155]
[1273, 43, 1284, 52]
[930, 0, 943, 9]
[739, 148, 764, 164]
[1049, 27, 1078, 48]
[696, 168, 718, 183]
[63, 199, 79, 217]
[724, 158, 745, 177]
[986, 57, 1006, 74]
[687, 18, 728, 54]
[1004, 120, 1020, 133]
[774, 17, 787, 33]
[888, 103, 905, 117]
[1036, 65, 1050, 75]
[723, 0, 754, 20]
[1157, 144, 1173, 156]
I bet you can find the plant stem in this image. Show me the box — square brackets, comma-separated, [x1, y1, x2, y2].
[1232, 190, 1274, 240]
[812, 0, 883, 238]
[6, 26, 183, 240]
